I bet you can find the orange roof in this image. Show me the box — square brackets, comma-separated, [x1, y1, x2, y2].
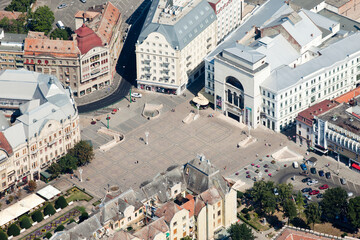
[296, 100, 338, 126]
[24, 32, 80, 58]
[0, 132, 13, 156]
[0, 10, 23, 20]
[74, 10, 100, 19]
[334, 86, 360, 104]
[75, 24, 103, 54]
[181, 195, 195, 217]
[97, 2, 121, 44]
[276, 228, 335, 240]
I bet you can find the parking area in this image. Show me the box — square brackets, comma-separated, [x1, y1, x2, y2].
[0, 0, 11, 10]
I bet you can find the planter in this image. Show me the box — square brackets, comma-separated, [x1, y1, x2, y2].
[32, 222, 38, 226]
[69, 201, 74, 205]
[21, 229, 25, 233]
[44, 215, 49, 219]
[56, 208, 61, 212]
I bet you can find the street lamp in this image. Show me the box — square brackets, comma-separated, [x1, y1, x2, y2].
[336, 152, 340, 175]
[145, 131, 149, 145]
[196, 104, 200, 116]
[78, 168, 83, 182]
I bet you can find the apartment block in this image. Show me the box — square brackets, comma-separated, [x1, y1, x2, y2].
[0, 29, 25, 70]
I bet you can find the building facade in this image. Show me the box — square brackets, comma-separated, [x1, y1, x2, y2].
[205, 5, 360, 131]
[136, 0, 217, 95]
[0, 29, 25, 70]
[0, 69, 80, 196]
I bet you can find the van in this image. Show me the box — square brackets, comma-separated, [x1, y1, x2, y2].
[56, 21, 65, 30]
[293, 161, 299, 169]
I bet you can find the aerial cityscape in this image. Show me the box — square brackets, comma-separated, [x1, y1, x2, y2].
[0, 0, 359, 239]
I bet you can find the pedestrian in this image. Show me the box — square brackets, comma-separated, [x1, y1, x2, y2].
[137, 161, 139, 164]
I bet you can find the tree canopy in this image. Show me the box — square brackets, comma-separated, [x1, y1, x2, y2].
[59, 154, 78, 174]
[28, 180, 37, 192]
[28, 6, 54, 35]
[19, 216, 32, 229]
[0, 15, 27, 34]
[295, 191, 305, 216]
[277, 183, 293, 204]
[227, 223, 255, 240]
[5, 0, 35, 12]
[0, 230, 7, 240]
[31, 210, 43, 223]
[251, 181, 277, 215]
[69, 140, 94, 166]
[348, 196, 360, 228]
[55, 196, 68, 209]
[283, 199, 297, 224]
[50, 27, 73, 40]
[44, 203, 56, 216]
[321, 187, 348, 221]
[7, 224, 20, 237]
[305, 202, 321, 229]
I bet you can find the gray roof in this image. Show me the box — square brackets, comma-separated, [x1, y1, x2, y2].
[261, 32, 360, 92]
[224, 45, 265, 64]
[301, 9, 339, 35]
[138, 0, 216, 50]
[0, 69, 77, 149]
[289, 0, 324, 10]
[318, 8, 360, 32]
[0, 111, 9, 131]
[1, 33, 26, 43]
[205, 0, 289, 62]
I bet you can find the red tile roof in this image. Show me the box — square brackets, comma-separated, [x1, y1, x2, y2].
[0, 132, 13, 156]
[180, 194, 195, 217]
[334, 86, 360, 104]
[276, 228, 336, 240]
[296, 100, 338, 126]
[97, 2, 121, 44]
[75, 24, 103, 54]
[0, 10, 23, 21]
[74, 10, 100, 19]
[155, 202, 182, 223]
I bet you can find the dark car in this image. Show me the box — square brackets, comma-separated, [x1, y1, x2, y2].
[310, 167, 317, 174]
[319, 170, 325, 177]
[317, 193, 323, 198]
[302, 177, 311, 183]
[301, 187, 312, 193]
[325, 172, 331, 179]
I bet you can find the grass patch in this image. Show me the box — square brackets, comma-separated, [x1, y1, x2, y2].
[65, 187, 92, 203]
[238, 213, 270, 232]
[92, 200, 101, 206]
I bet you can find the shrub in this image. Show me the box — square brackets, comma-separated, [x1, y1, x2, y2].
[237, 191, 244, 199]
[78, 212, 89, 223]
[45, 232, 52, 239]
[241, 208, 249, 214]
[245, 213, 251, 220]
[248, 206, 254, 211]
[54, 225, 64, 233]
[55, 196, 68, 209]
[7, 224, 20, 237]
[68, 218, 75, 224]
[0, 230, 7, 240]
[20, 216, 32, 229]
[43, 203, 56, 216]
[32, 210, 44, 223]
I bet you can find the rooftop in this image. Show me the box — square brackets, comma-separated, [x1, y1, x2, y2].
[96, 1, 121, 44]
[335, 86, 360, 104]
[75, 24, 103, 54]
[296, 100, 339, 126]
[0, 10, 23, 20]
[318, 8, 360, 32]
[289, 0, 324, 11]
[325, 0, 351, 8]
[133, 217, 169, 239]
[276, 227, 338, 240]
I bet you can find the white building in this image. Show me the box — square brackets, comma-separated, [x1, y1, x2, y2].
[207, 0, 244, 42]
[136, 0, 217, 95]
[205, 4, 360, 131]
[0, 69, 80, 196]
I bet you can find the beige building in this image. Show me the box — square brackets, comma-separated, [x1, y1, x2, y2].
[0, 69, 80, 196]
[0, 29, 26, 70]
[136, 0, 217, 95]
[23, 2, 122, 98]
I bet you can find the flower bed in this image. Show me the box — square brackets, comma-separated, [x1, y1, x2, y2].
[23, 208, 80, 240]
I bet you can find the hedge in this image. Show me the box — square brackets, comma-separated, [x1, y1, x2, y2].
[55, 196, 68, 209]
[237, 213, 261, 232]
[32, 210, 44, 223]
[54, 225, 64, 233]
[0, 230, 7, 240]
[44, 203, 56, 216]
[7, 224, 20, 237]
[20, 216, 32, 229]
[45, 232, 52, 239]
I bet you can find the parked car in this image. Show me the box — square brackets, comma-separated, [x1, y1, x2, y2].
[302, 177, 311, 183]
[58, 3, 67, 9]
[80, 0, 86, 2]
[293, 161, 299, 169]
[301, 187, 312, 193]
[317, 193, 323, 198]
[325, 172, 331, 179]
[319, 170, 325, 177]
[300, 163, 307, 171]
[309, 190, 320, 195]
[307, 179, 319, 186]
[310, 167, 317, 174]
[274, 188, 279, 196]
[131, 92, 142, 98]
[303, 193, 312, 200]
[299, 171, 309, 176]
[319, 184, 329, 190]
[348, 192, 354, 197]
[340, 178, 347, 185]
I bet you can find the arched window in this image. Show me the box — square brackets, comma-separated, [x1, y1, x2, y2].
[226, 76, 244, 91]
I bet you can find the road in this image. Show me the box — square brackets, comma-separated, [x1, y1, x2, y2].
[77, 0, 151, 113]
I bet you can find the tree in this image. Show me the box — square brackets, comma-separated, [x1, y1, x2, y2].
[7, 224, 20, 237]
[28, 180, 37, 192]
[59, 154, 78, 174]
[321, 187, 348, 221]
[69, 141, 94, 166]
[295, 191, 305, 216]
[29, 6, 54, 35]
[54, 225, 64, 233]
[251, 181, 277, 215]
[19, 216, 32, 229]
[55, 196, 68, 209]
[31, 210, 43, 223]
[0, 230, 7, 240]
[227, 223, 255, 240]
[7, 195, 14, 204]
[283, 199, 297, 224]
[45, 232, 52, 239]
[277, 183, 293, 204]
[48, 162, 62, 177]
[78, 212, 89, 223]
[5, 0, 35, 12]
[43, 203, 56, 216]
[348, 196, 360, 228]
[50, 28, 73, 40]
[305, 202, 321, 229]
[180, 237, 192, 240]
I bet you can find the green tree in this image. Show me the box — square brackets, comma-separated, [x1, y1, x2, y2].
[29, 6, 54, 35]
[5, 0, 35, 12]
[31, 210, 43, 223]
[55, 196, 68, 209]
[54, 225, 64, 233]
[348, 196, 360, 228]
[180, 237, 192, 240]
[321, 187, 348, 221]
[43, 203, 56, 216]
[227, 223, 255, 240]
[45, 232, 52, 239]
[48, 163, 61, 176]
[28, 180, 37, 192]
[19, 216, 32, 229]
[295, 191, 305, 216]
[0, 230, 7, 240]
[7, 224, 20, 237]
[69, 140, 94, 166]
[59, 154, 78, 174]
[78, 212, 89, 223]
[251, 181, 277, 215]
[283, 199, 297, 224]
[50, 27, 73, 40]
[277, 183, 293, 204]
[305, 202, 321, 229]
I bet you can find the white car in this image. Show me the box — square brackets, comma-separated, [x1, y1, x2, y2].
[131, 92, 142, 98]
[348, 192, 354, 197]
[307, 179, 319, 186]
[303, 193, 312, 200]
[57, 3, 67, 9]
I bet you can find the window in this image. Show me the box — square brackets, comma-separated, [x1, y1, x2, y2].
[217, 210, 221, 216]
[173, 221, 177, 227]
[173, 229, 177, 234]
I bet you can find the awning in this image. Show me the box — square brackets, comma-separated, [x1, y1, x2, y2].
[37, 185, 61, 200]
[352, 163, 360, 171]
[314, 145, 328, 154]
[192, 93, 209, 106]
[199, 88, 214, 104]
[40, 171, 52, 179]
